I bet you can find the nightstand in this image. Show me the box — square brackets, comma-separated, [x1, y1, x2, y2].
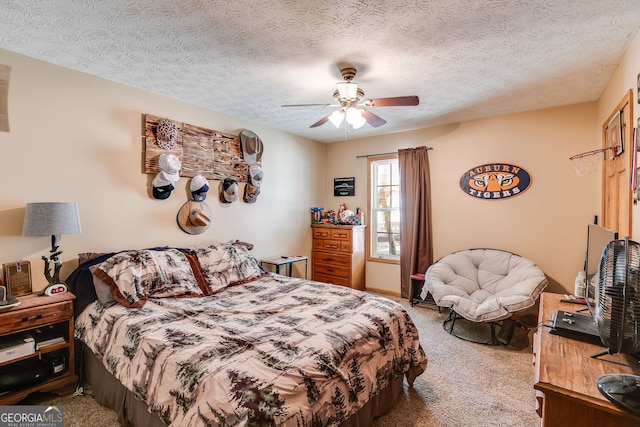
[0, 292, 78, 404]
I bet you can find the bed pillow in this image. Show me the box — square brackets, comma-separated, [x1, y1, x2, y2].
[190, 242, 264, 294]
[92, 248, 203, 308]
[88, 265, 117, 308]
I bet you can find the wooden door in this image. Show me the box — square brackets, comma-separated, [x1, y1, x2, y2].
[602, 90, 633, 238]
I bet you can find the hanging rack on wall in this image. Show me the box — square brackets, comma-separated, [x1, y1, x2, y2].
[355, 147, 433, 159]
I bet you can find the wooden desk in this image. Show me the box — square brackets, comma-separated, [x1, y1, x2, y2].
[533, 292, 640, 427]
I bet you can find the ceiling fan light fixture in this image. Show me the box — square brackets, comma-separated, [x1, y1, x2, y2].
[346, 107, 366, 129]
[336, 82, 358, 99]
[328, 110, 345, 128]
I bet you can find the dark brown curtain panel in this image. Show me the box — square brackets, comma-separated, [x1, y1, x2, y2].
[398, 146, 433, 299]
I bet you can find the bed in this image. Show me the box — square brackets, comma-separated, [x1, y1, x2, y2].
[67, 242, 427, 427]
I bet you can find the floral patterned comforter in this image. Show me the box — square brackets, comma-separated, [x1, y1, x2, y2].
[75, 274, 427, 426]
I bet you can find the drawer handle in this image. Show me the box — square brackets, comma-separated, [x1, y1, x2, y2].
[326, 244, 338, 249]
[324, 258, 336, 262]
[21, 314, 43, 322]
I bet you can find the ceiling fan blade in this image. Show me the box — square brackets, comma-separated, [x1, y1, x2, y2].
[361, 110, 387, 128]
[282, 103, 333, 107]
[310, 114, 331, 128]
[363, 96, 419, 107]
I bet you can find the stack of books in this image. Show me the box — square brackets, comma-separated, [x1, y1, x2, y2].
[31, 325, 65, 350]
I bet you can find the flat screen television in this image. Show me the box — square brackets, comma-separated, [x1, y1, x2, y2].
[584, 223, 618, 315]
[549, 223, 618, 344]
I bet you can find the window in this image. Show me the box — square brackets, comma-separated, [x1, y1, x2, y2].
[368, 155, 401, 262]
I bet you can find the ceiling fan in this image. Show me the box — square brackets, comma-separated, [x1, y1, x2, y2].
[282, 65, 419, 130]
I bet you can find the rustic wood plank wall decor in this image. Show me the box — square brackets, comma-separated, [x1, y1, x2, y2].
[143, 114, 250, 182]
[0, 64, 10, 132]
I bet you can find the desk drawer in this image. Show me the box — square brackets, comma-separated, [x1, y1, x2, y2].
[0, 302, 72, 335]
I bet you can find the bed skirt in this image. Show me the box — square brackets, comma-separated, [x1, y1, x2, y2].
[82, 344, 405, 427]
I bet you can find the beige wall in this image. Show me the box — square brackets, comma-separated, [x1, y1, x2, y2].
[598, 29, 640, 239]
[324, 104, 598, 295]
[0, 49, 325, 291]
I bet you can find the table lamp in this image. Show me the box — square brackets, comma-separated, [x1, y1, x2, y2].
[22, 202, 81, 295]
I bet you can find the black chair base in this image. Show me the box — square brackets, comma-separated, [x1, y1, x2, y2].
[442, 309, 501, 345]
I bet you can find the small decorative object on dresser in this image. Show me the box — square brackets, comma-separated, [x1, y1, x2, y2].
[3, 261, 32, 297]
[311, 223, 365, 290]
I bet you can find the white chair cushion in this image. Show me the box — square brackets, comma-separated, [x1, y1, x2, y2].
[421, 249, 548, 322]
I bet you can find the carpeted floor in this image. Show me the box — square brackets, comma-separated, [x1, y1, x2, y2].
[26, 296, 540, 427]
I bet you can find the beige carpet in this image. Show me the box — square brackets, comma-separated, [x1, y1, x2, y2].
[27, 297, 540, 427]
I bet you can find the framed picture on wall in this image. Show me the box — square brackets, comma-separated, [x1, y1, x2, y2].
[334, 177, 355, 196]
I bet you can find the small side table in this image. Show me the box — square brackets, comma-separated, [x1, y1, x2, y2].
[410, 273, 439, 310]
[260, 255, 308, 279]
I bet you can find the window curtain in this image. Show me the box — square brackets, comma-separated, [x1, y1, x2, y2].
[398, 146, 433, 299]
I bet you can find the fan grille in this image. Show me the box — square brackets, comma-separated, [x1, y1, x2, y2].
[596, 239, 640, 354]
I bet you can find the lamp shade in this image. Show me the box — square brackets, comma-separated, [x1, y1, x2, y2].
[22, 202, 82, 237]
[336, 82, 358, 99]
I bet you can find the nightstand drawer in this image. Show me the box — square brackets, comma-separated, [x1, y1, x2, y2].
[0, 302, 72, 335]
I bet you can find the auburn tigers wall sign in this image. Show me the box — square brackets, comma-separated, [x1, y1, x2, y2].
[459, 163, 531, 200]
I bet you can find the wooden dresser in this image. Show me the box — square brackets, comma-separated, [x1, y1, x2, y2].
[533, 292, 640, 427]
[311, 224, 365, 290]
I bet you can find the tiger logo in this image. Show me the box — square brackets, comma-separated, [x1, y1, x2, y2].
[460, 163, 531, 199]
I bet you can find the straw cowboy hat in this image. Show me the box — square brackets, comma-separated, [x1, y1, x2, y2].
[176, 201, 211, 234]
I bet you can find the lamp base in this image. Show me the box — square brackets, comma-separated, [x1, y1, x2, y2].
[39, 283, 68, 297]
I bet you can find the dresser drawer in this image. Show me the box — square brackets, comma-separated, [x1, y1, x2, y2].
[313, 273, 351, 287]
[313, 229, 331, 239]
[314, 239, 352, 253]
[313, 252, 351, 267]
[313, 261, 350, 278]
[0, 302, 72, 335]
[330, 229, 351, 240]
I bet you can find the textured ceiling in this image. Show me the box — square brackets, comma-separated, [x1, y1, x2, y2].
[1, 0, 640, 143]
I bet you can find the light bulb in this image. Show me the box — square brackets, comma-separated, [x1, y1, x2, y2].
[328, 110, 344, 128]
[345, 107, 366, 129]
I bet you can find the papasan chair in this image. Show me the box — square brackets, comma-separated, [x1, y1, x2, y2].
[420, 248, 548, 345]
